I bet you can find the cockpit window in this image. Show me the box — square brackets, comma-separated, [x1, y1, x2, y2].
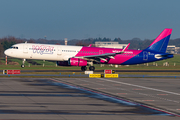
[10, 46, 18, 49]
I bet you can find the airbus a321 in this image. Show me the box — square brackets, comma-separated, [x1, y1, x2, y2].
[4, 28, 173, 71]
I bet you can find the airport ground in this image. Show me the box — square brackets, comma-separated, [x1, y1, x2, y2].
[0, 56, 180, 119]
[0, 77, 180, 120]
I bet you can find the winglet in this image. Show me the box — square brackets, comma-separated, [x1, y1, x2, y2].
[115, 43, 130, 54]
[88, 44, 92, 47]
[122, 43, 130, 52]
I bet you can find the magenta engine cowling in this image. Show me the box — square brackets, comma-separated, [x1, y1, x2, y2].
[68, 58, 87, 66]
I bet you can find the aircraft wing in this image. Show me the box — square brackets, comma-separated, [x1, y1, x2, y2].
[74, 43, 130, 63]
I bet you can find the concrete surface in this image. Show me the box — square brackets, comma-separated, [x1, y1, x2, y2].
[0, 78, 179, 120]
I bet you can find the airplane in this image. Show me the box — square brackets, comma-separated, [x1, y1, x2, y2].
[4, 28, 173, 71]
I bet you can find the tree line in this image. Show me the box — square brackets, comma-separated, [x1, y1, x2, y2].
[1, 36, 180, 58]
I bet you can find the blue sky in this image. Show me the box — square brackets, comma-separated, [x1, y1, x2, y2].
[0, 0, 179, 40]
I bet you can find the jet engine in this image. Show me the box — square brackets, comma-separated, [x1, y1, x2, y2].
[68, 58, 87, 66]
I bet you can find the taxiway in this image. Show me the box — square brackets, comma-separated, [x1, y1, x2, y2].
[0, 77, 179, 120]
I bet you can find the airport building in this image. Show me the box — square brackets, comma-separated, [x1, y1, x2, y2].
[166, 45, 180, 54]
[95, 42, 180, 54]
[95, 42, 128, 49]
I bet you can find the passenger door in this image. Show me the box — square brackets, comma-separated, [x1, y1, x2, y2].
[23, 45, 28, 53]
[57, 47, 62, 55]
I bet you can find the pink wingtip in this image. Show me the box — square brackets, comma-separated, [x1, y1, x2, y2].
[88, 44, 92, 47]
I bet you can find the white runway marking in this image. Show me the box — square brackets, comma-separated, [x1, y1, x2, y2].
[97, 78, 180, 96]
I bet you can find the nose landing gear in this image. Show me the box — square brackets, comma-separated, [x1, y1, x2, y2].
[21, 64, 25, 68]
[21, 59, 26, 68]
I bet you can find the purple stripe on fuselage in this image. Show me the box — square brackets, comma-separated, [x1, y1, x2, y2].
[75, 46, 142, 65]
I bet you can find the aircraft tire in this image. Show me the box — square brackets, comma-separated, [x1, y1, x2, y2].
[89, 66, 95, 71]
[21, 64, 25, 68]
[81, 66, 87, 71]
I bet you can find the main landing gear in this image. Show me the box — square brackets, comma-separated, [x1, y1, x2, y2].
[89, 66, 95, 71]
[81, 66, 87, 71]
[21, 59, 26, 68]
[81, 66, 95, 71]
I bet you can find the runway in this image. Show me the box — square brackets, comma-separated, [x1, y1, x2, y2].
[55, 78, 180, 115]
[0, 78, 179, 120]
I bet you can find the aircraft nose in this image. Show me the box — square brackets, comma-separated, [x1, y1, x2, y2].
[4, 49, 10, 56]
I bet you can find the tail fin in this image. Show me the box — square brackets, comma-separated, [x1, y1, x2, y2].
[146, 28, 172, 53]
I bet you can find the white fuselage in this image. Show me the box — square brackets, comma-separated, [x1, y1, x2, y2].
[4, 43, 82, 61]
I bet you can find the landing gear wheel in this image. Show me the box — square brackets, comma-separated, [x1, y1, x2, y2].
[81, 66, 87, 71]
[21, 64, 25, 68]
[89, 66, 95, 71]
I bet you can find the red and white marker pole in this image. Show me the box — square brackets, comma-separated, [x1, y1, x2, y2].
[5, 56, 7, 65]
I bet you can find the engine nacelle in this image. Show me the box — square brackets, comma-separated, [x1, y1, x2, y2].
[56, 61, 70, 66]
[68, 58, 87, 66]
